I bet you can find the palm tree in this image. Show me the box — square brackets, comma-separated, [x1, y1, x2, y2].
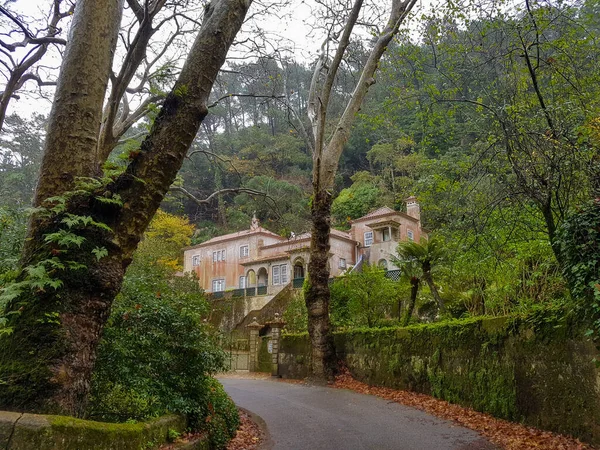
[392, 237, 447, 315]
[390, 258, 421, 326]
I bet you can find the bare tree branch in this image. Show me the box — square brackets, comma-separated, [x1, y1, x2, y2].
[0, 0, 71, 131]
[170, 186, 269, 206]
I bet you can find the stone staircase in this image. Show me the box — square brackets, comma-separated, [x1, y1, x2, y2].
[234, 283, 296, 334]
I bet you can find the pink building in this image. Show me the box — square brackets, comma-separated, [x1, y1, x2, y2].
[183, 198, 425, 295]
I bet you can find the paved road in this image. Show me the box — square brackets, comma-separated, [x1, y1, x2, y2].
[220, 377, 496, 450]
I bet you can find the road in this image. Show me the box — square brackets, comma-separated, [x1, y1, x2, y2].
[220, 376, 497, 450]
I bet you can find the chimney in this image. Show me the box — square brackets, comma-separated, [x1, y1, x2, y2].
[250, 212, 260, 230]
[405, 196, 420, 221]
[257, 238, 264, 256]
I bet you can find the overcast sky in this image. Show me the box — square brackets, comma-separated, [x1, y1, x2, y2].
[2, 0, 433, 120]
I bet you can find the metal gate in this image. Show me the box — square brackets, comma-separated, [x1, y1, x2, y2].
[221, 330, 250, 371]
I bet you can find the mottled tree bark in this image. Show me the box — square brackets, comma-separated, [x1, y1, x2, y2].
[33, 0, 124, 206]
[306, 187, 337, 381]
[0, 0, 252, 416]
[305, 0, 417, 380]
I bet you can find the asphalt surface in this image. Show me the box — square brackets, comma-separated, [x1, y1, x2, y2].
[220, 377, 497, 450]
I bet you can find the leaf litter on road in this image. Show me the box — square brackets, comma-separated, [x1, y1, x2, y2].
[332, 369, 593, 450]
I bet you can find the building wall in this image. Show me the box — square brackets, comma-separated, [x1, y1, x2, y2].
[350, 214, 423, 267]
[184, 233, 283, 292]
[329, 236, 357, 275]
[184, 206, 425, 292]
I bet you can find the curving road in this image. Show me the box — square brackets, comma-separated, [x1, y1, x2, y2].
[220, 376, 497, 450]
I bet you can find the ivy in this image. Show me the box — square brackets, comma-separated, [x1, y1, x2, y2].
[557, 199, 600, 340]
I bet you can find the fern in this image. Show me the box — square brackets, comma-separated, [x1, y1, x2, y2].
[44, 230, 86, 248]
[92, 247, 109, 261]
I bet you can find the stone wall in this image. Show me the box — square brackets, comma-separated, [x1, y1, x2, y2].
[0, 413, 193, 450]
[209, 295, 272, 333]
[277, 313, 600, 446]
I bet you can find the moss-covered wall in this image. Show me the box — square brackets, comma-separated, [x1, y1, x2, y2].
[279, 333, 311, 379]
[257, 337, 272, 373]
[0, 412, 191, 450]
[278, 314, 600, 446]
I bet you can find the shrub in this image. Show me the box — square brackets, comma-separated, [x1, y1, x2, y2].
[88, 211, 239, 448]
[557, 199, 600, 337]
[202, 378, 240, 449]
[330, 265, 399, 328]
[283, 290, 308, 333]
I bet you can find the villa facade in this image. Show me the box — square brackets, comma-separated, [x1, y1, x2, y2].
[183, 197, 425, 295]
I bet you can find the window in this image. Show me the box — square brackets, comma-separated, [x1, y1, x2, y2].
[382, 228, 391, 242]
[272, 264, 288, 285]
[339, 258, 346, 269]
[407, 229, 414, 241]
[212, 279, 225, 292]
[239, 276, 246, 289]
[364, 231, 373, 247]
[192, 255, 200, 266]
[240, 245, 249, 258]
[212, 249, 226, 262]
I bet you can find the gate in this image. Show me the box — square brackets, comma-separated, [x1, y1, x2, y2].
[221, 330, 250, 371]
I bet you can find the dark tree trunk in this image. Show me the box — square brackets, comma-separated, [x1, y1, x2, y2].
[305, 188, 337, 381]
[0, 0, 252, 416]
[540, 201, 565, 268]
[473, 276, 486, 316]
[402, 277, 419, 326]
[422, 261, 445, 312]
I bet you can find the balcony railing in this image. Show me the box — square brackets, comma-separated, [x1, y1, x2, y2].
[207, 269, 402, 299]
[384, 269, 402, 282]
[208, 270, 403, 300]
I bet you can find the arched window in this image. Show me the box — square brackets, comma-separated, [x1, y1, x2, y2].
[246, 269, 256, 287]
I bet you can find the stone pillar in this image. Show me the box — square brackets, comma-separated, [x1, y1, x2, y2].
[247, 318, 262, 372]
[266, 313, 286, 377]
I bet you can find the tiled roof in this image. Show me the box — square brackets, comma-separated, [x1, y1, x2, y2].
[331, 229, 352, 239]
[184, 226, 284, 250]
[261, 228, 354, 250]
[351, 206, 418, 223]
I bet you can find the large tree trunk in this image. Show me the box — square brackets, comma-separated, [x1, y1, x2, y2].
[306, 188, 337, 381]
[0, 0, 252, 416]
[402, 276, 419, 326]
[303, 0, 416, 381]
[34, 0, 124, 206]
[422, 262, 445, 312]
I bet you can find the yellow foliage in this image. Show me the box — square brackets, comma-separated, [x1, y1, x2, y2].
[146, 210, 194, 249]
[157, 258, 182, 272]
[136, 210, 195, 271]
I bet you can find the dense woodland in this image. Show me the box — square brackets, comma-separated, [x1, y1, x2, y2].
[3, 0, 598, 318]
[0, 0, 599, 441]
